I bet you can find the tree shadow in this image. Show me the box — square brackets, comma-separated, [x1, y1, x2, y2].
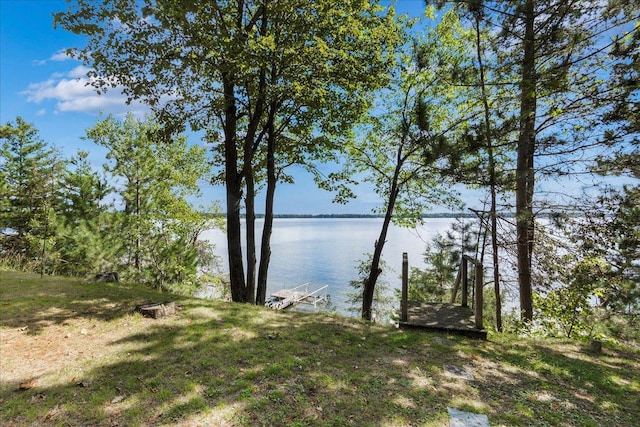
[466, 338, 640, 425]
[2, 273, 639, 426]
[0, 272, 189, 334]
[2, 303, 478, 425]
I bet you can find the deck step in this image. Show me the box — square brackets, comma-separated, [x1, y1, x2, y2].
[399, 302, 487, 340]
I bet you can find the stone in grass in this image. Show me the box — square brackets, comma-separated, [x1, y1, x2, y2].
[135, 302, 176, 319]
[448, 407, 490, 427]
[443, 364, 475, 381]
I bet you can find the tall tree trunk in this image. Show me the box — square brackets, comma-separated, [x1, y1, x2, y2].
[474, 12, 502, 331]
[244, 168, 257, 303]
[362, 153, 402, 320]
[242, 1, 268, 304]
[135, 176, 141, 273]
[257, 106, 277, 305]
[516, 0, 536, 321]
[362, 187, 398, 320]
[223, 75, 247, 302]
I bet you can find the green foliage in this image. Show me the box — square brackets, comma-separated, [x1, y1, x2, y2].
[533, 186, 639, 341]
[407, 219, 480, 303]
[345, 9, 475, 318]
[54, 0, 405, 303]
[567, 187, 640, 315]
[534, 257, 609, 338]
[84, 114, 213, 289]
[58, 150, 110, 225]
[0, 117, 63, 260]
[52, 216, 121, 277]
[0, 116, 221, 292]
[347, 255, 395, 322]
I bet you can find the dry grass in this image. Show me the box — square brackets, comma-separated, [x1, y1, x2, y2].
[1, 271, 639, 426]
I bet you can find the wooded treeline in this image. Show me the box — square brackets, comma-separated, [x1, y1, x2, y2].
[2, 0, 637, 337]
[0, 115, 222, 292]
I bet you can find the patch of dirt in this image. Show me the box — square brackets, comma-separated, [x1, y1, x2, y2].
[0, 314, 169, 390]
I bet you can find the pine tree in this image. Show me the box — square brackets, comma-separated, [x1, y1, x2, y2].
[85, 114, 211, 288]
[0, 117, 63, 262]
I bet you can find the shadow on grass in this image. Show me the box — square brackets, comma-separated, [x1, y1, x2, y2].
[0, 271, 188, 334]
[467, 338, 640, 426]
[1, 271, 639, 426]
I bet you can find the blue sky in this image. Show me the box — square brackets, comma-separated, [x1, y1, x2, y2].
[1, 0, 450, 215]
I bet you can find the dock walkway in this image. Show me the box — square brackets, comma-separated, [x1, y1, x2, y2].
[265, 283, 328, 310]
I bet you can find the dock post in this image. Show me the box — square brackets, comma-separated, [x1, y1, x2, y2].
[475, 263, 483, 329]
[401, 252, 408, 322]
[461, 257, 468, 308]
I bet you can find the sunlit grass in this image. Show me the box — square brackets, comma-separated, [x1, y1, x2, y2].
[1, 271, 639, 426]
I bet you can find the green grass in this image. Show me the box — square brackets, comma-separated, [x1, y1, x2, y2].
[1, 270, 639, 426]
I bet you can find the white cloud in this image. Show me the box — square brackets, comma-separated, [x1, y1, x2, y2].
[67, 65, 92, 78]
[50, 49, 74, 61]
[32, 49, 75, 67]
[22, 66, 150, 117]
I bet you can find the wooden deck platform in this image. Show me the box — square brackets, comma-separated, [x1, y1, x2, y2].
[398, 302, 487, 340]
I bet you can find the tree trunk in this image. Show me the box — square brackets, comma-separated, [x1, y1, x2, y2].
[242, 5, 269, 304]
[244, 157, 257, 304]
[362, 180, 400, 321]
[516, 0, 536, 321]
[474, 12, 502, 331]
[223, 75, 247, 302]
[135, 176, 141, 272]
[257, 107, 277, 305]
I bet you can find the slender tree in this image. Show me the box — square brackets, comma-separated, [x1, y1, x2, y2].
[499, 0, 638, 320]
[52, 150, 113, 276]
[348, 9, 478, 320]
[58, 150, 109, 226]
[431, 0, 639, 321]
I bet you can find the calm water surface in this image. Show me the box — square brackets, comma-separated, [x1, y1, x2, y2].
[199, 218, 457, 315]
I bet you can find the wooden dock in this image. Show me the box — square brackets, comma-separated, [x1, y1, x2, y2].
[398, 302, 487, 339]
[265, 283, 328, 310]
[399, 252, 487, 340]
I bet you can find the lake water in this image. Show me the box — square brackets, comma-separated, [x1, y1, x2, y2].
[199, 217, 459, 316]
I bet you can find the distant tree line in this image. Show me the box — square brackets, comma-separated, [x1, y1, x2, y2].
[248, 213, 494, 219]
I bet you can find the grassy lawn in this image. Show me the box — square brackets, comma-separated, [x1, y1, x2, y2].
[1, 270, 639, 426]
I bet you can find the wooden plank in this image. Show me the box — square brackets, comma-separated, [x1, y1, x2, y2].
[398, 302, 487, 340]
[474, 263, 484, 330]
[401, 252, 408, 322]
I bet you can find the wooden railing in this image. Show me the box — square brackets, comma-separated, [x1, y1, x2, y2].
[400, 252, 484, 330]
